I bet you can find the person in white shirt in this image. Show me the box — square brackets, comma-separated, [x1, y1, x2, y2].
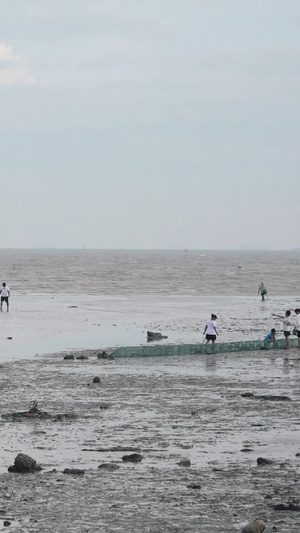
[272, 310, 291, 349]
[0, 282, 10, 312]
[203, 314, 218, 344]
[294, 309, 300, 348]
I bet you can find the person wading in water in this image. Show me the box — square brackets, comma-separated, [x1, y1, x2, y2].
[258, 281, 267, 301]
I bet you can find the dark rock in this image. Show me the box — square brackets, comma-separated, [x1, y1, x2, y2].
[13, 453, 39, 473]
[6, 337, 12, 340]
[68, 306, 78, 308]
[241, 520, 265, 533]
[3, 521, 11, 527]
[76, 354, 89, 360]
[256, 395, 291, 402]
[296, 453, 300, 457]
[147, 331, 168, 340]
[177, 459, 191, 467]
[274, 502, 300, 511]
[99, 403, 110, 409]
[257, 457, 272, 465]
[63, 468, 85, 475]
[241, 392, 291, 401]
[63, 354, 74, 360]
[98, 463, 120, 470]
[92, 376, 101, 383]
[122, 453, 144, 463]
[187, 483, 201, 489]
[241, 448, 253, 452]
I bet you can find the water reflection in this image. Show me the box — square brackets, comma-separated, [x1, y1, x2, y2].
[205, 354, 217, 372]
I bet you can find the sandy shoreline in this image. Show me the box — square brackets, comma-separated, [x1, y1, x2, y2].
[1, 346, 300, 532]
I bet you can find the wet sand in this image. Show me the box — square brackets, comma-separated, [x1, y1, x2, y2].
[1, 347, 300, 532]
[0, 249, 300, 531]
[0, 292, 299, 363]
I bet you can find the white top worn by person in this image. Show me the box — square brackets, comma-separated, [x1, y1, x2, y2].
[272, 310, 291, 349]
[203, 314, 218, 345]
[206, 319, 217, 335]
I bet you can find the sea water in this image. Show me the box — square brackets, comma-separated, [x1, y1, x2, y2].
[0, 249, 298, 361]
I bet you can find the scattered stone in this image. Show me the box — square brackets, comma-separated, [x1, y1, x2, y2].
[99, 403, 110, 409]
[147, 331, 168, 340]
[241, 519, 265, 533]
[122, 453, 144, 463]
[187, 483, 201, 489]
[76, 354, 89, 360]
[98, 463, 120, 470]
[9, 453, 40, 473]
[92, 376, 101, 383]
[241, 448, 253, 453]
[63, 354, 74, 360]
[68, 306, 78, 308]
[241, 393, 291, 402]
[274, 503, 300, 511]
[3, 521, 11, 527]
[3, 400, 49, 420]
[296, 453, 300, 457]
[6, 337, 12, 340]
[257, 457, 273, 465]
[63, 468, 85, 476]
[256, 395, 291, 402]
[177, 459, 191, 467]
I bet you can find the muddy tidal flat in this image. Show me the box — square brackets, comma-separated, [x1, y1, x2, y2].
[1, 348, 300, 532]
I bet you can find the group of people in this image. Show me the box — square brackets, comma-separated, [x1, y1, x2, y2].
[266, 309, 300, 349]
[203, 308, 300, 351]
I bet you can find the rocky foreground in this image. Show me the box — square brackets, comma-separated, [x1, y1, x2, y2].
[0, 348, 300, 532]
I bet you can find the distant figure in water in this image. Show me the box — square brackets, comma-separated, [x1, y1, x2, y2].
[272, 310, 291, 349]
[203, 314, 218, 344]
[258, 281, 267, 301]
[0, 282, 10, 312]
[264, 328, 276, 341]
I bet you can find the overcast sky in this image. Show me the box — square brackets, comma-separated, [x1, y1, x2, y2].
[1, 1, 299, 249]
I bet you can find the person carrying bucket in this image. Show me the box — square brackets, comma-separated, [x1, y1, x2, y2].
[258, 281, 267, 301]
